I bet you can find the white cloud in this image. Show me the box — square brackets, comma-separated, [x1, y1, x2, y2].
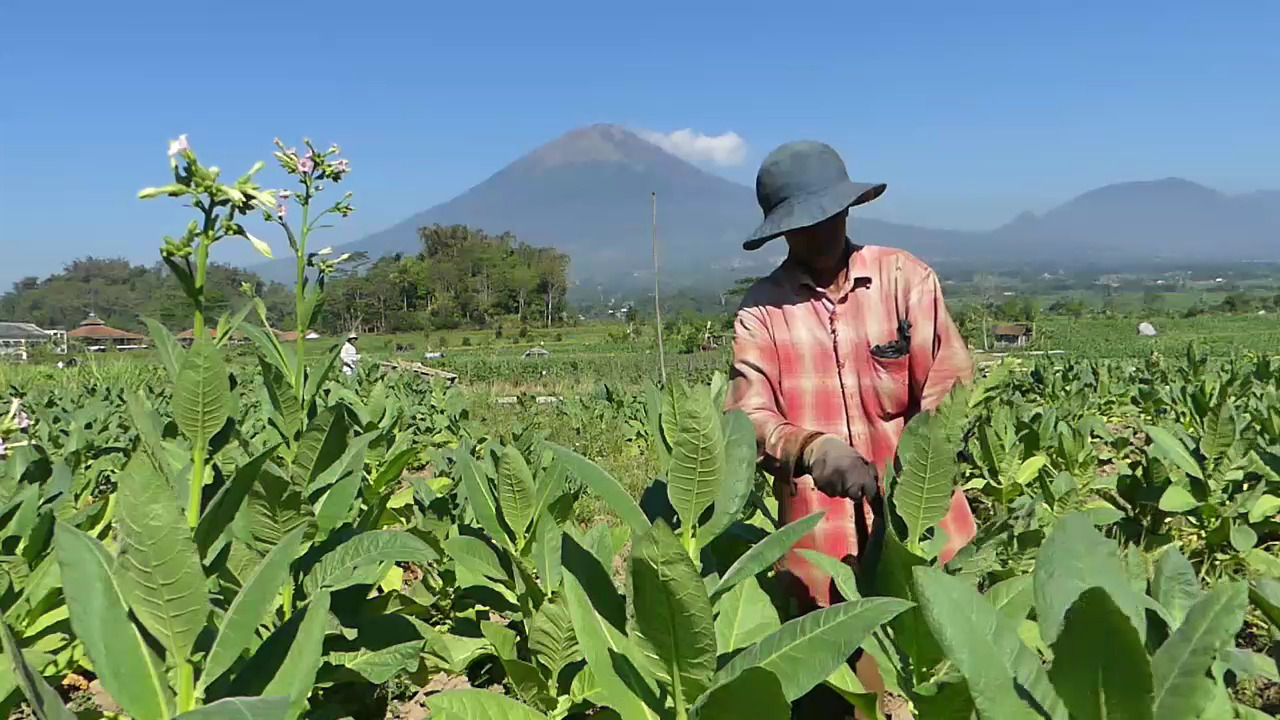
[639, 128, 747, 167]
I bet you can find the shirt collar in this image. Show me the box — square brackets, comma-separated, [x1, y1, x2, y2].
[778, 239, 872, 298]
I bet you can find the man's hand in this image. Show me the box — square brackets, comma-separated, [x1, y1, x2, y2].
[800, 435, 879, 501]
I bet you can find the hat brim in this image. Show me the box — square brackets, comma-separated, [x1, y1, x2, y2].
[742, 180, 886, 251]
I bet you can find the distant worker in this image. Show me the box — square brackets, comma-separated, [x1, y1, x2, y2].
[340, 332, 361, 376]
[727, 141, 977, 717]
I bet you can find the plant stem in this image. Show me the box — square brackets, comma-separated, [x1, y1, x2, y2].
[187, 229, 212, 529]
[178, 659, 196, 712]
[193, 238, 209, 339]
[188, 449, 205, 528]
[293, 193, 311, 405]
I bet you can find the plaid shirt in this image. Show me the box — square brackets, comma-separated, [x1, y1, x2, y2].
[728, 243, 976, 607]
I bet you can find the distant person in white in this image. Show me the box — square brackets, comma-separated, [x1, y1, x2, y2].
[340, 333, 361, 376]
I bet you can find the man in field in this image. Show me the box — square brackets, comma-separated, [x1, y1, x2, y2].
[340, 332, 361, 376]
[728, 141, 976, 716]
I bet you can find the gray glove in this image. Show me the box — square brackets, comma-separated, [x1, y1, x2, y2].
[800, 435, 880, 501]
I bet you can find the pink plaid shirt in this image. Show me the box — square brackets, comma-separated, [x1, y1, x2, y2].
[728, 243, 976, 607]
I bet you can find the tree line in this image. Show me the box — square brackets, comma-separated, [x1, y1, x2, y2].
[0, 257, 292, 332]
[322, 224, 570, 334]
[2, 225, 571, 336]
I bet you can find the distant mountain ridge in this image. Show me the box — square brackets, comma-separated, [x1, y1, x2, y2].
[260, 124, 1280, 285]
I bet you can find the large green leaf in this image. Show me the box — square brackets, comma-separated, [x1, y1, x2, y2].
[870, 521, 942, 669]
[713, 577, 780, 653]
[532, 509, 563, 593]
[1250, 577, 1280, 631]
[1248, 494, 1280, 524]
[327, 640, 424, 684]
[1048, 587, 1153, 720]
[238, 323, 292, 384]
[1151, 582, 1247, 720]
[497, 444, 536, 544]
[0, 621, 76, 720]
[427, 689, 551, 720]
[238, 465, 309, 555]
[713, 597, 910, 702]
[290, 408, 346, 488]
[201, 527, 306, 692]
[529, 596, 579, 683]
[665, 385, 724, 538]
[1157, 486, 1199, 513]
[691, 666, 790, 720]
[630, 521, 716, 708]
[229, 591, 330, 720]
[308, 430, 374, 494]
[444, 535, 507, 582]
[371, 446, 417, 493]
[986, 575, 1035, 623]
[456, 450, 510, 547]
[1152, 546, 1201, 629]
[1034, 513, 1146, 646]
[260, 358, 303, 444]
[302, 530, 438, 594]
[115, 456, 211, 661]
[530, 458, 568, 524]
[174, 696, 290, 720]
[1220, 648, 1279, 683]
[913, 568, 1051, 720]
[1198, 401, 1237, 464]
[548, 442, 650, 537]
[710, 511, 822, 600]
[174, 339, 231, 451]
[700, 410, 756, 546]
[196, 444, 280, 559]
[895, 410, 959, 550]
[1144, 425, 1203, 479]
[796, 549, 861, 603]
[53, 523, 172, 720]
[562, 571, 661, 720]
[561, 532, 626, 631]
[143, 316, 184, 383]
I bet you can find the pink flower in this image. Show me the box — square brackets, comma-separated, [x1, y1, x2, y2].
[328, 144, 341, 154]
[15, 410, 29, 431]
[297, 157, 314, 173]
[167, 134, 190, 157]
[276, 203, 288, 218]
[334, 159, 350, 172]
[0, 437, 6, 458]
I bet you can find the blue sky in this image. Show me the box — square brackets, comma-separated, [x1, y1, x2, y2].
[2, 1, 1278, 289]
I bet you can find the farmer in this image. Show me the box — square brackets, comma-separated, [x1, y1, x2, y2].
[727, 141, 976, 717]
[340, 332, 361, 376]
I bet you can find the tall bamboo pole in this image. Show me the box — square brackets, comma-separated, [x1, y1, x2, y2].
[652, 192, 667, 386]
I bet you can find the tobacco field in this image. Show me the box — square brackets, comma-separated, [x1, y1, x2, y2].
[0, 138, 1277, 720]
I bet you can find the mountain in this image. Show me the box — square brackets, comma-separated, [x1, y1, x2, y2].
[339, 124, 766, 285]
[260, 124, 1280, 285]
[989, 178, 1280, 262]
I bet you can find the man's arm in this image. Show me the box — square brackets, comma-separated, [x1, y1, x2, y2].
[906, 269, 972, 411]
[727, 306, 820, 478]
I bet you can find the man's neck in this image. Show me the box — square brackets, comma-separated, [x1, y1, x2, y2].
[796, 242, 854, 295]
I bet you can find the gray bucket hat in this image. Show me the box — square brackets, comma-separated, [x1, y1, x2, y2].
[743, 141, 886, 251]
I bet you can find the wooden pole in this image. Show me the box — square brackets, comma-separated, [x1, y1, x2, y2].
[652, 192, 667, 386]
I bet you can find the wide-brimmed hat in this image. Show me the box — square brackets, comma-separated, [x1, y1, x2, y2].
[346, 332, 358, 340]
[743, 141, 886, 251]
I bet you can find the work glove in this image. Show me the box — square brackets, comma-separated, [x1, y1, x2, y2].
[800, 434, 880, 501]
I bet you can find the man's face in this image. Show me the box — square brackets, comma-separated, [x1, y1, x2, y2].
[784, 210, 848, 267]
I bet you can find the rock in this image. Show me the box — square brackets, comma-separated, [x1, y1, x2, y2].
[87, 679, 122, 714]
[1137, 322, 1158, 337]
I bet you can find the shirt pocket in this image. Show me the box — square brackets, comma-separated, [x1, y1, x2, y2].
[869, 352, 910, 419]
